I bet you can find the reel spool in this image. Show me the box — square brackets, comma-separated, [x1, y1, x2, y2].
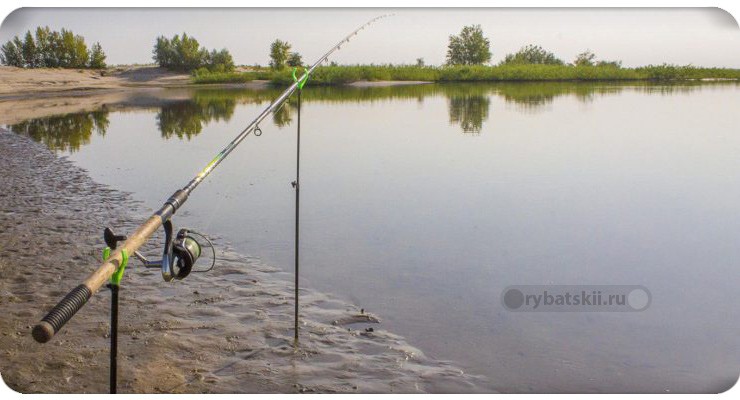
[107, 221, 216, 282]
[169, 228, 215, 280]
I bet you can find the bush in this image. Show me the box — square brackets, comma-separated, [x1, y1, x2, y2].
[153, 33, 234, 73]
[501, 45, 564, 66]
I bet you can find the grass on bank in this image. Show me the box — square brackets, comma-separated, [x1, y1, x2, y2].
[192, 64, 740, 85]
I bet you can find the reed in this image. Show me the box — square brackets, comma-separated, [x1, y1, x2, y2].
[192, 64, 740, 85]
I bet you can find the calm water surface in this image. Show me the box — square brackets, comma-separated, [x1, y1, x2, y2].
[10, 82, 740, 392]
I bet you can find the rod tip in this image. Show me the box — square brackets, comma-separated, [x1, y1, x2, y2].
[32, 322, 54, 343]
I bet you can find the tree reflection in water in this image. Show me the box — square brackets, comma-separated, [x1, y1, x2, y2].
[447, 95, 490, 135]
[157, 92, 237, 139]
[9, 109, 109, 152]
[10, 82, 716, 151]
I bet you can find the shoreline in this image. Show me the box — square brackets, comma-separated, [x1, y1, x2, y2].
[4, 65, 738, 101]
[0, 128, 490, 393]
[0, 65, 274, 101]
[0, 66, 434, 101]
[1, 79, 736, 128]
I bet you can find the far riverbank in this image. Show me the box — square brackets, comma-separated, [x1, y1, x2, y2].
[4, 64, 739, 101]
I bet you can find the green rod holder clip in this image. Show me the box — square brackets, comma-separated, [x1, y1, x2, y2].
[103, 247, 129, 286]
[292, 67, 310, 90]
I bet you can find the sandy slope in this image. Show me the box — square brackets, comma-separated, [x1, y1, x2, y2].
[0, 66, 191, 98]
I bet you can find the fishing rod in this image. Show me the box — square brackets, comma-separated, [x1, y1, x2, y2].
[32, 14, 391, 344]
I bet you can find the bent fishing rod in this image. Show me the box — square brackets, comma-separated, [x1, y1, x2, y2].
[32, 14, 391, 344]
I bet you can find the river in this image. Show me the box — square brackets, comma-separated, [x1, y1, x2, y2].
[6, 81, 739, 393]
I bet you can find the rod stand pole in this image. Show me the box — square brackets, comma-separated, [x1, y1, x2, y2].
[294, 90, 301, 345]
[107, 283, 119, 394]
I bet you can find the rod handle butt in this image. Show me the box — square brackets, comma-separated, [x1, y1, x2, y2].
[33, 284, 92, 343]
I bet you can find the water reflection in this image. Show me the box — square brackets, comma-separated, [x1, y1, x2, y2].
[493, 83, 612, 111]
[157, 91, 237, 139]
[7, 80, 738, 393]
[9, 82, 734, 150]
[8, 110, 109, 152]
[447, 95, 490, 135]
[272, 101, 296, 128]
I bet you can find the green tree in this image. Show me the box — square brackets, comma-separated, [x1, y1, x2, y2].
[47, 30, 63, 67]
[175, 33, 207, 71]
[153, 36, 175, 68]
[0, 27, 100, 69]
[269, 39, 291, 70]
[57, 29, 89, 68]
[446, 25, 492, 66]
[501, 44, 563, 65]
[1, 38, 23, 67]
[416, 57, 425, 67]
[22, 31, 37, 67]
[574, 50, 596, 67]
[88, 42, 106, 68]
[59, 29, 76, 67]
[72, 34, 89, 68]
[34, 26, 52, 67]
[13, 36, 25, 65]
[287, 52, 303, 67]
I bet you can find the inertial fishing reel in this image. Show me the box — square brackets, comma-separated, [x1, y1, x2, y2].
[104, 220, 215, 282]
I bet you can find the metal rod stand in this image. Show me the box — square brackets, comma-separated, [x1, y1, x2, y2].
[293, 90, 301, 344]
[107, 283, 119, 394]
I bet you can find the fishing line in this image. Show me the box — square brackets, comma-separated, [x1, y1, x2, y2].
[33, 10, 391, 349]
[32, 14, 391, 394]
[186, 229, 216, 273]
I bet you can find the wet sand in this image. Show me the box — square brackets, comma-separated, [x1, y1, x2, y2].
[0, 128, 490, 393]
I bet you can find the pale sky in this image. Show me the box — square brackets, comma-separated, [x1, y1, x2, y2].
[1, 8, 739, 67]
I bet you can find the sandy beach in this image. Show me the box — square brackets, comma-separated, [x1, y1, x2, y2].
[0, 65, 192, 97]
